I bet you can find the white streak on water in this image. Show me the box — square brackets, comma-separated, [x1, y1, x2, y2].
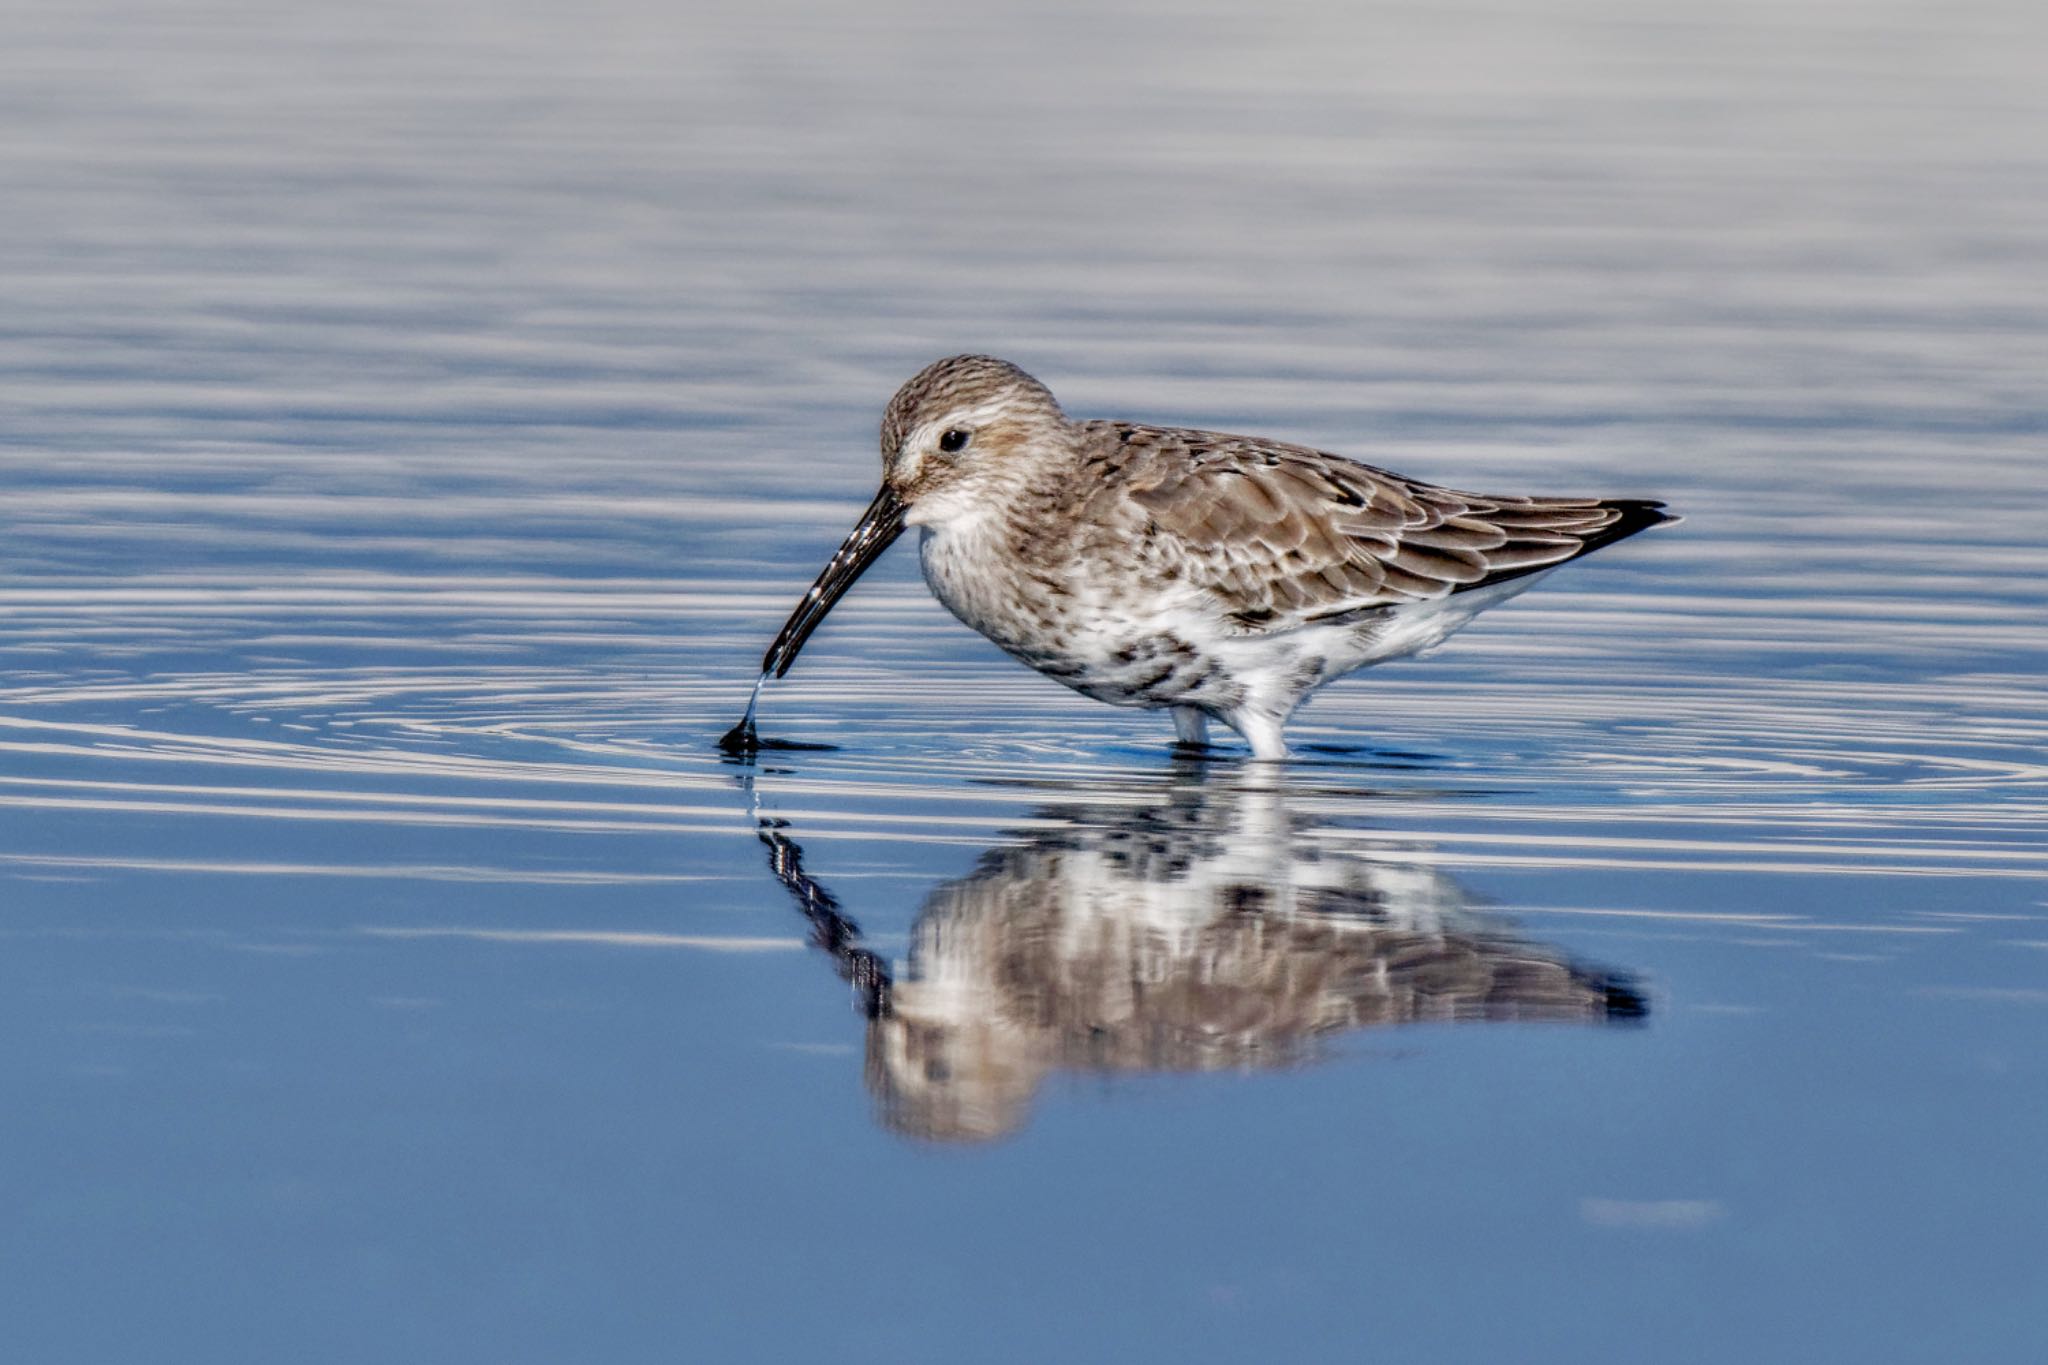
[355, 928, 805, 951]
[0, 854, 732, 885]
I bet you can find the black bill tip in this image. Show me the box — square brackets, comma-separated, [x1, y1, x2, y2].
[717, 718, 760, 755]
[716, 718, 837, 756]
[716, 673, 838, 756]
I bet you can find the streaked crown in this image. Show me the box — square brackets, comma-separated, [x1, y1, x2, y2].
[880, 354, 1063, 460]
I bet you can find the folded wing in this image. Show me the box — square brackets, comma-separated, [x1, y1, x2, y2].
[1096, 423, 1670, 632]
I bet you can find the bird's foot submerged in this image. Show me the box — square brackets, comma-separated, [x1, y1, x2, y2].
[1231, 711, 1290, 762]
[1169, 704, 1290, 761]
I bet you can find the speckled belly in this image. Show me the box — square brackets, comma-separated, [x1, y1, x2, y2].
[919, 526, 1245, 711]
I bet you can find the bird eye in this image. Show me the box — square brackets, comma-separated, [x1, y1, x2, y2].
[938, 428, 971, 454]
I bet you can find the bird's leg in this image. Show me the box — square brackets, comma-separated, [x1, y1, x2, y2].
[1225, 709, 1290, 762]
[1170, 707, 1211, 748]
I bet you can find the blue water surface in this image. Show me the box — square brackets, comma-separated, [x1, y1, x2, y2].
[3, 2, 2045, 1361]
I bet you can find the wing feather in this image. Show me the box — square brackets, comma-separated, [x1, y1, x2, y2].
[1092, 422, 1670, 633]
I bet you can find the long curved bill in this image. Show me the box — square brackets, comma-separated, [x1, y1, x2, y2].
[761, 485, 907, 679]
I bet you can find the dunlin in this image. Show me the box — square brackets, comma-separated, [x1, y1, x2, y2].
[728, 354, 1675, 759]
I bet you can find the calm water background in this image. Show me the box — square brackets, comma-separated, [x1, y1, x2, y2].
[4, 1, 2046, 1360]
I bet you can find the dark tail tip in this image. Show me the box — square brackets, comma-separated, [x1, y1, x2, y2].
[1611, 497, 1680, 531]
[1583, 498, 1680, 555]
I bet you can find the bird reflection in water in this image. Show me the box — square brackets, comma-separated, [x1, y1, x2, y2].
[756, 770, 1645, 1143]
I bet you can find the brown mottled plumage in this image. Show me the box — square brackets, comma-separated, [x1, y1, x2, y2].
[741, 354, 1676, 758]
[1099, 424, 1668, 625]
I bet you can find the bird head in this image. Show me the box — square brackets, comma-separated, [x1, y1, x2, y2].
[760, 355, 1064, 679]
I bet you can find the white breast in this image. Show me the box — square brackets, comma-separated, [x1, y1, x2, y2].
[918, 521, 1017, 644]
